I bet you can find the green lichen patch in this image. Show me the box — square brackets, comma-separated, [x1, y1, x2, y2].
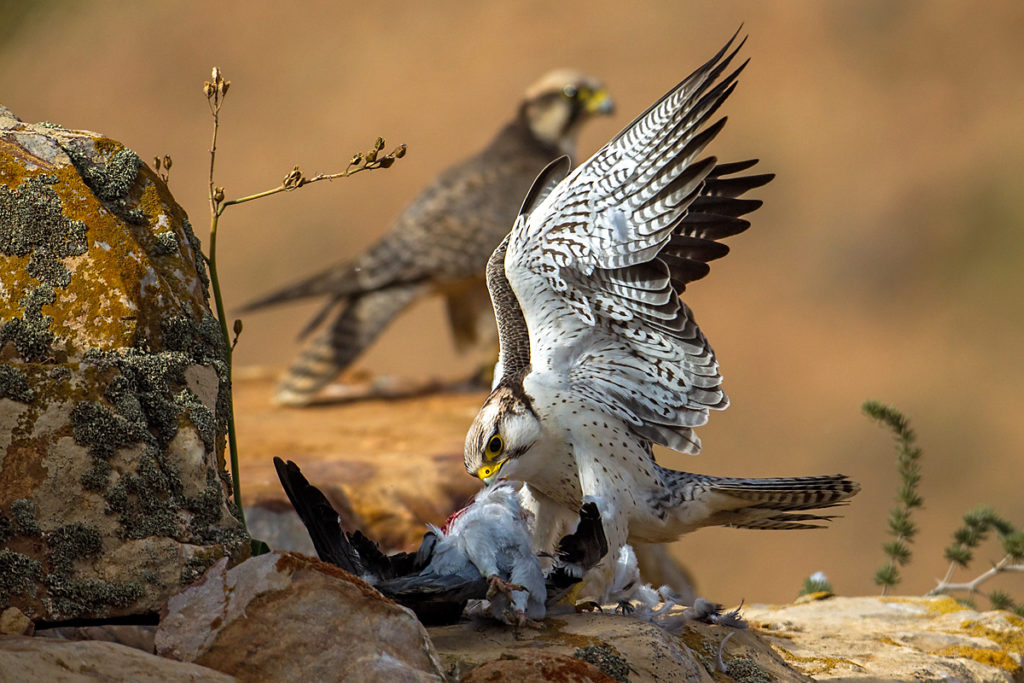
[0, 549, 43, 606]
[723, 656, 772, 683]
[106, 447, 182, 540]
[180, 218, 209, 292]
[180, 550, 220, 586]
[0, 285, 56, 362]
[11, 498, 41, 536]
[70, 399, 149, 459]
[957, 617, 1024, 656]
[45, 574, 144, 619]
[0, 363, 34, 402]
[60, 139, 140, 203]
[46, 522, 102, 574]
[572, 645, 630, 682]
[39, 520, 145, 620]
[0, 512, 11, 543]
[934, 644, 1021, 673]
[0, 173, 88, 289]
[80, 459, 112, 491]
[175, 389, 216, 452]
[152, 230, 178, 256]
[770, 645, 862, 676]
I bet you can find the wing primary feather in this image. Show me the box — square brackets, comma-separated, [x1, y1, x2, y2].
[273, 457, 366, 576]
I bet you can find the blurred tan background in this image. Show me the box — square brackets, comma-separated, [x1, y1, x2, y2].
[3, 1, 1022, 605]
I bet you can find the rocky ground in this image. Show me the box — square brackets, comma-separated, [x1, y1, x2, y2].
[8, 375, 1022, 682]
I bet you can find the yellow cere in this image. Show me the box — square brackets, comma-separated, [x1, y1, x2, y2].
[476, 459, 505, 481]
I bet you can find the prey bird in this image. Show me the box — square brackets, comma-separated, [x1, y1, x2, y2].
[274, 457, 607, 626]
[462, 34, 861, 590]
[244, 71, 615, 406]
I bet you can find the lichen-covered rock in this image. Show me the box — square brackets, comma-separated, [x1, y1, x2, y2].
[744, 595, 1024, 681]
[156, 551, 445, 682]
[0, 107, 248, 622]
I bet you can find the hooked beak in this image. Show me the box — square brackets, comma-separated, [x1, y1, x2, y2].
[584, 88, 615, 116]
[475, 459, 508, 486]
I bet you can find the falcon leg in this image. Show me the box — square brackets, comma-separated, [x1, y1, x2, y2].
[506, 608, 544, 631]
[486, 574, 527, 601]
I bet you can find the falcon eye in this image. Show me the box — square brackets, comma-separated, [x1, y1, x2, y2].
[562, 84, 579, 100]
[486, 434, 504, 458]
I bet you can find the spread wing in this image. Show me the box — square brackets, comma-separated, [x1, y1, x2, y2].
[494, 33, 772, 454]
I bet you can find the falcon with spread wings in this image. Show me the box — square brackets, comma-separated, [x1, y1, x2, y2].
[464, 34, 860, 574]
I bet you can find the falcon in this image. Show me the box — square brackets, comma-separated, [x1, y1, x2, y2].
[242, 70, 615, 405]
[463, 35, 861, 583]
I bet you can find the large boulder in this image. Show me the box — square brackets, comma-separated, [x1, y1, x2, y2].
[0, 106, 248, 623]
[155, 551, 446, 681]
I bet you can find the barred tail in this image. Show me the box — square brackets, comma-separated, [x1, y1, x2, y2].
[659, 469, 861, 532]
[274, 283, 428, 406]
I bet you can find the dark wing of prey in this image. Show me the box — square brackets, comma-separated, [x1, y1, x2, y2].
[274, 457, 428, 579]
[545, 502, 609, 605]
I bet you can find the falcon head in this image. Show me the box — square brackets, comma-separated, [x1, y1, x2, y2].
[464, 384, 542, 485]
[520, 69, 614, 155]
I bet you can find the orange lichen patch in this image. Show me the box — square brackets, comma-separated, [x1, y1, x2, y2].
[880, 595, 969, 616]
[958, 617, 1024, 655]
[769, 645, 863, 675]
[931, 644, 1021, 673]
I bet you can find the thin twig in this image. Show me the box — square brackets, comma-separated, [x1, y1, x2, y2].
[927, 555, 1024, 597]
[218, 162, 390, 212]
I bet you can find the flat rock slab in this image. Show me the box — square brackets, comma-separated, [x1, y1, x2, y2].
[0, 635, 234, 682]
[745, 595, 1024, 681]
[429, 609, 807, 682]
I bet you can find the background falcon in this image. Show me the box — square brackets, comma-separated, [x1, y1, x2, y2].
[463, 35, 860, 585]
[242, 70, 614, 406]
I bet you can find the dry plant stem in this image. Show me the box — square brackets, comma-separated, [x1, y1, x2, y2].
[201, 67, 402, 537]
[219, 165, 380, 209]
[205, 96, 247, 531]
[927, 555, 1024, 598]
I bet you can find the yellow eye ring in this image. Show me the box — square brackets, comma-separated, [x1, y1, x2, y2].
[486, 434, 503, 458]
